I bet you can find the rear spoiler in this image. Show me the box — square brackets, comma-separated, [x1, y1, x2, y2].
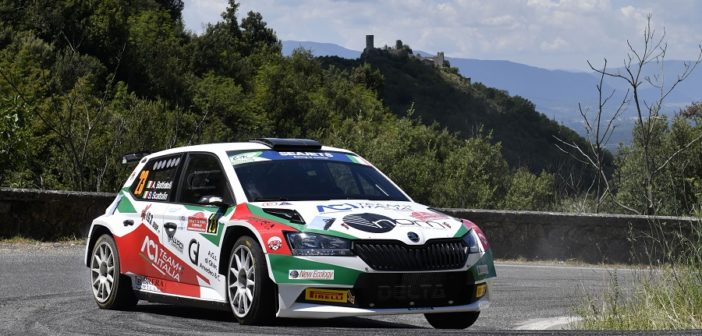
[122, 152, 150, 164]
[250, 138, 322, 151]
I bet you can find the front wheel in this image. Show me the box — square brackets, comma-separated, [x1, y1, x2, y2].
[227, 236, 276, 325]
[425, 311, 480, 329]
[90, 234, 138, 309]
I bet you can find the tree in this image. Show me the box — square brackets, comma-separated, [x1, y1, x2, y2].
[554, 59, 625, 212]
[559, 15, 702, 215]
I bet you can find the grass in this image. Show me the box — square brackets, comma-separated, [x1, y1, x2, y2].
[0, 235, 85, 245]
[576, 219, 702, 330]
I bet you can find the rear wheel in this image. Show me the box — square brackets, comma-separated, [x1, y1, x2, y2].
[90, 234, 138, 309]
[227, 236, 275, 325]
[425, 311, 480, 329]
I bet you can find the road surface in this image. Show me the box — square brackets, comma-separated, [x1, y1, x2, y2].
[0, 243, 688, 335]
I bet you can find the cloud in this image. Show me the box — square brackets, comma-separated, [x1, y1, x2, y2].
[183, 0, 702, 70]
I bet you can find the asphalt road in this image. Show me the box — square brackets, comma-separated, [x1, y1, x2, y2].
[0, 243, 692, 335]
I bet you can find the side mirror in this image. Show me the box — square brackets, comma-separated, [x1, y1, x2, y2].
[198, 196, 230, 209]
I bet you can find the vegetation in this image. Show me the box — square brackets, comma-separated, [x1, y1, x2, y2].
[321, 49, 592, 178]
[0, 0, 554, 210]
[1, 1, 701, 218]
[574, 17, 702, 331]
[577, 220, 702, 330]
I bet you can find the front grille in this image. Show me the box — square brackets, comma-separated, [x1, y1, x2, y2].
[353, 271, 474, 308]
[353, 239, 468, 271]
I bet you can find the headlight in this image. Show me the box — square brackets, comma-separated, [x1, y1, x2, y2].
[285, 232, 354, 256]
[462, 230, 480, 254]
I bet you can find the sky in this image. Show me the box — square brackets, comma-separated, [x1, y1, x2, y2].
[182, 0, 702, 71]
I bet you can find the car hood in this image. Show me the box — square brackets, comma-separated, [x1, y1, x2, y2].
[251, 200, 467, 244]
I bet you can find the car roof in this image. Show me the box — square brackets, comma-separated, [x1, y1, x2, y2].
[144, 142, 355, 159]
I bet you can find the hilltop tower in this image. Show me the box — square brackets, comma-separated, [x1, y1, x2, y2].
[435, 52, 445, 67]
[365, 35, 374, 51]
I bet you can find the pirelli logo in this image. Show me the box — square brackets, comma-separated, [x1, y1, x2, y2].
[304, 288, 350, 304]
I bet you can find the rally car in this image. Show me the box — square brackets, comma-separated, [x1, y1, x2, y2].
[85, 138, 496, 329]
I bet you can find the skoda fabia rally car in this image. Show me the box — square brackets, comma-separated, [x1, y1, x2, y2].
[85, 138, 496, 329]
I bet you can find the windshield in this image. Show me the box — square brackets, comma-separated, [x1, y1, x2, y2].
[228, 151, 410, 202]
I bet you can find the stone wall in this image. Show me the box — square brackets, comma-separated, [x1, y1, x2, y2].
[443, 209, 699, 264]
[0, 188, 115, 240]
[1, 188, 698, 264]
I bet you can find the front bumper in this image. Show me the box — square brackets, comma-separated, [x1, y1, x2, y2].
[277, 285, 490, 319]
[266, 243, 496, 319]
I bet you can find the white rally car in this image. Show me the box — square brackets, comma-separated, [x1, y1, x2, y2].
[85, 138, 496, 329]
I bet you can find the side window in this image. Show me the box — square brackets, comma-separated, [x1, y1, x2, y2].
[177, 153, 233, 205]
[131, 155, 182, 201]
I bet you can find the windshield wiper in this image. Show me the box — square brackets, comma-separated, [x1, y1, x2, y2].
[252, 197, 290, 202]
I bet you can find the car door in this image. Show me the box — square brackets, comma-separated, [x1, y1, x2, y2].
[163, 152, 235, 294]
[120, 153, 185, 284]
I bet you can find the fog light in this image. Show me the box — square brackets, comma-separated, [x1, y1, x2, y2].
[475, 283, 487, 299]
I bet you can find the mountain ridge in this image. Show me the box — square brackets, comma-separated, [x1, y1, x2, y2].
[283, 40, 702, 145]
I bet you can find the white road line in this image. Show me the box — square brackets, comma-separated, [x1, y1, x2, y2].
[513, 316, 582, 330]
[495, 263, 639, 272]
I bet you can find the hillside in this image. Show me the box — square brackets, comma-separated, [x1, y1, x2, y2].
[285, 40, 702, 146]
[320, 48, 595, 175]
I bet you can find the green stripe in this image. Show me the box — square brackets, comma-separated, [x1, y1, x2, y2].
[346, 154, 360, 164]
[190, 205, 232, 246]
[202, 223, 225, 246]
[469, 249, 497, 280]
[116, 193, 136, 214]
[267, 254, 361, 285]
[453, 224, 469, 238]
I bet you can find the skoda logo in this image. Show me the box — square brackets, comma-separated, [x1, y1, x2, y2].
[407, 232, 420, 243]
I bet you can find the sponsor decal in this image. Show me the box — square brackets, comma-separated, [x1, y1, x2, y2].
[188, 239, 200, 265]
[152, 157, 180, 171]
[187, 212, 208, 232]
[343, 213, 396, 233]
[394, 219, 452, 230]
[411, 211, 449, 221]
[279, 152, 334, 159]
[198, 250, 219, 279]
[206, 213, 219, 234]
[342, 213, 453, 233]
[304, 288, 352, 304]
[139, 236, 184, 281]
[154, 181, 172, 189]
[164, 223, 183, 253]
[317, 202, 413, 213]
[229, 151, 265, 165]
[477, 264, 489, 275]
[288, 269, 334, 280]
[134, 170, 150, 196]
[133, 275, 165, 292]
[377, 284, 446, 301]
[143, 191, 168, 200]
[267, 236, 282, 251]
[141, 204, 158, 232]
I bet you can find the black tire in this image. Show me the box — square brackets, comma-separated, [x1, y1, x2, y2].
[89, 234, 138, 309]
[227, 236, 276, 325]
[424, 311, 480, 329]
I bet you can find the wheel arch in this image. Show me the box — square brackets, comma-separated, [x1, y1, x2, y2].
[218, 224, 260, 277]
[85, 224, 113, 267]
